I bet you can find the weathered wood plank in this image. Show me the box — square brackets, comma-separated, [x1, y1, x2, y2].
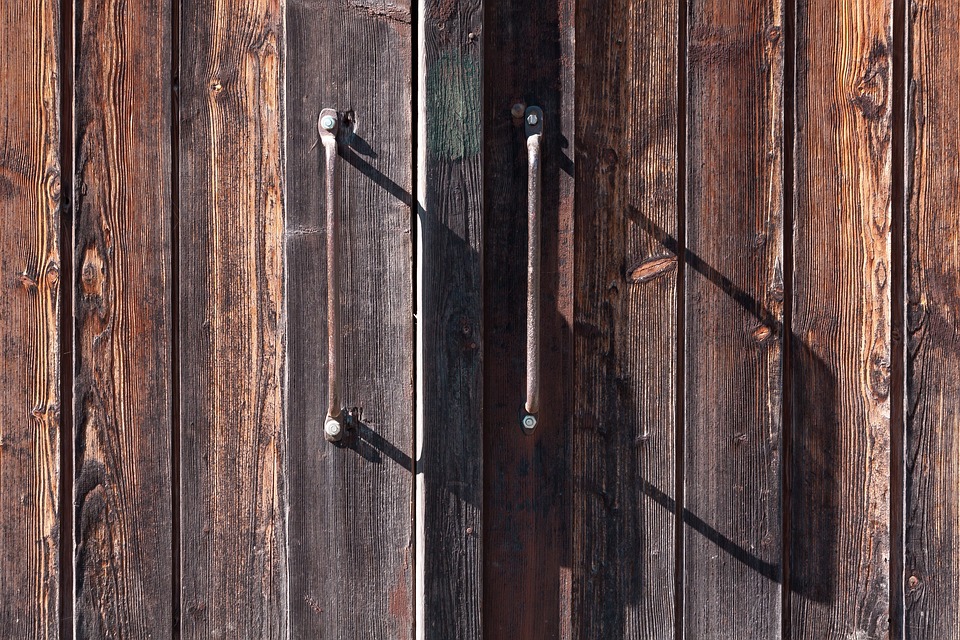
[905, 1, 960, 636]
[416, 0, 484, 636]
[683, 0, 785, 637]
[178, 0, 287, 636]
[0, 0, 62, 637]
[572, 0, 679, 635]
[792, 0, 892, 636]
[72, 0, 173, 635]
[285, 0, 414, 637]
[482, 0, 574, 636]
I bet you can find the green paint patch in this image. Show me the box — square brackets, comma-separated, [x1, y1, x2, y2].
[426, 52, 481, 160]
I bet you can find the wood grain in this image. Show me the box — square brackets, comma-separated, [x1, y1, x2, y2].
[72, 0, 173, 635]
[572, 0, 678, 636]
[482, 0, 574, 636]
[905, 1, 960, 636]
[416, 0, 484, 636]
[178, 0, 287, 636]
[285, 0, 415, 637]
[0, 0, 62, 637]
[683, 0, 784, 637]
[792, 0, 892, 636]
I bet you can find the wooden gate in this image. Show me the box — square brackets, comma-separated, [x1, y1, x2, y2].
[1, 0, 958, 638]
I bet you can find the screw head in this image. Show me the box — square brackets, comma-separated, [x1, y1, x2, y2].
[511, 103, 526, 119]
[521, 414, 537, 431]
[320, 114, 337, 131]
[324, 417, 343, 440]
[526, 113, 539, 126]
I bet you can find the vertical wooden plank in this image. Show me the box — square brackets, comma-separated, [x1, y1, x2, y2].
[572, 0, 678, 635]
[178, 0, 287, 636]
[285, 0, 414, 637]
[0, 0, 62, 637]
[482, 0, 574, 636]
[416, 0, 484, 636]
[905, 1, 960, 636]
[792, 0, 892, 636]
[683, 0, 784, 637]
[72, 0, 173, 635]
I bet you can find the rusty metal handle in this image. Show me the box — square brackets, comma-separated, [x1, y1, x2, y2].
[319, 108, 344, 442]
[522, 106, 543, 433]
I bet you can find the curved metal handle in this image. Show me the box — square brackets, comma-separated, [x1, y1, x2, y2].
[522, 106, 543, 433]
[319, 108, 344, 442]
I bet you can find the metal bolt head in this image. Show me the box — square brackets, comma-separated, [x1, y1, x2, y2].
[521, 414, 537, 431]
[526, 113, 539, 126]
[511, 103, 526, 119]
[320, 114, 337, 131]
[324, 417, 343, 441]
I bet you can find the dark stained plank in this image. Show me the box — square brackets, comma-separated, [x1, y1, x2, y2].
[792, 0, 892, 636]
[482, 0, 574, 635]
[0, 0, 63, 637]
[416, 0, 484, 636]
[285, 0, 415, 637]
[72, 0, 173, 635]
[683, 0, 784, 637]
[571, 0, 679, 635]
[178, 0, 287, 636]
[905, 1, 960, 636]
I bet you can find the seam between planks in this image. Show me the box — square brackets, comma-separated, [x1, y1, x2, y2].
[781, 0, 796, 635]
[414, 0, 427, 636]
[171, 0, 182, 634]
[279, 1, 288, 639]
[890, 0, 908, 635]
[58, 0, 74, 634]
[410, 1, 420, 638]
[674, 0, 688, 637]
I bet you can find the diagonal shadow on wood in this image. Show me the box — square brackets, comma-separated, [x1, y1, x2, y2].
[317, 95, 839, 628]
[630, 208, 838, 605]
[339, 417, 415, 472]
[322, 135, 483, 525]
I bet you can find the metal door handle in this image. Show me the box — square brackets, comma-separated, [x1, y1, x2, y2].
[522, 106, 543, 433]
[319, 108, 344, 442]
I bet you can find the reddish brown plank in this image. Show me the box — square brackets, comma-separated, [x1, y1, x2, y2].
[72, 0, 174, 635]
[904, 0, 960, 636]
[572, 0, 679, 636]
[683, 0, 785, 636]
[178, 0, 287, 636]
[482, 0, 575, 636]
[0, 0, 63, 637]
[792, 0, 893, 636]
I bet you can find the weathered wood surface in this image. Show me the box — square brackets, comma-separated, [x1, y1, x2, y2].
[792, 0, 892, 636]
[72, 0, 174, 635]
[905, 1, 960, 637]
[178, 0, 287, 636]
[3, 1, 956, 636]
[416, 0, 485, 637]
[0, 0, 62, 637]
[572, 0, 679, 635]
[285, 0, 415, 637]
[482, 0, 574, 636]
[684, 0, 785, 637]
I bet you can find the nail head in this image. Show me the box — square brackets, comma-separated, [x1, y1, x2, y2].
[320, 114, 337, 131]
[324, 417, 343, 440]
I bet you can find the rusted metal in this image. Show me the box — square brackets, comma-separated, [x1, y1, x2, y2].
[318, 108, 343, 442]
[523, 106, 543, 430]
